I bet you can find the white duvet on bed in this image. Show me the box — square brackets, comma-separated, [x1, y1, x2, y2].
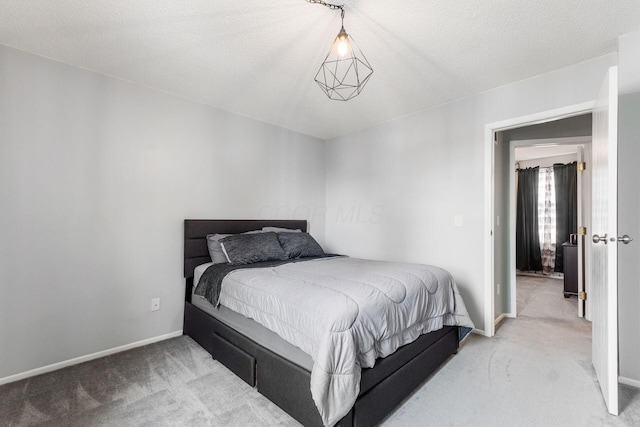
[218, 256, 474, 426]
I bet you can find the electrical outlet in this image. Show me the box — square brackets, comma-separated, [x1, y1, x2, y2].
[151, 298, 160, 312]
[454, 215, 463, 227]
[496, 284, 500, 295]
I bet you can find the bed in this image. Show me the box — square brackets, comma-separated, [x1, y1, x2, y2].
[183, 219, 471, 427]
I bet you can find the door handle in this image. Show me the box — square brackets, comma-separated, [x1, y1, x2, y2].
[592, 234, 608, 244]
[617, 235, 634, 244]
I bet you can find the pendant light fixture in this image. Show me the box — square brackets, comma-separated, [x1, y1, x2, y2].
[306, 0, 373, 101]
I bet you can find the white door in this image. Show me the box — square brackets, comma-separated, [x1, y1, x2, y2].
[591, 66, 618, 416]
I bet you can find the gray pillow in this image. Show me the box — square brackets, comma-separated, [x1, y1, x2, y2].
[262, 226, 302, 233]
[206, 234, 231, 264]
[206, 230, 262, 264]
[220, 232, 288, 265]
[277, 232, 325, 259]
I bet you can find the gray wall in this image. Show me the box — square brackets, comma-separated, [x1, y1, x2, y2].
[517, 153, 578, 169]
[617, 30, 640, 386]
[0, 45, 326, 380]
[325, 54, 616, 333]
[502, 113, 592, 141]
[493, 132, 510, 318]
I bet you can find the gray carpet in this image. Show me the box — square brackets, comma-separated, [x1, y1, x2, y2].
[1, 277, 638, 426]
[0, 337, 299, 427]
[383, 276, 640, 427]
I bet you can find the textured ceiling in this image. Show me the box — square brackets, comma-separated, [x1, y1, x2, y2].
[1, 1, 640, 139]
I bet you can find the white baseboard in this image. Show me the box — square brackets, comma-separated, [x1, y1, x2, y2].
[471, 313, 516, 338]
[619, 376, 640, 389]
[0, 330, 183, 386]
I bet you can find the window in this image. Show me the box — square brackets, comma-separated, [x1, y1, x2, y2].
[538, 167, 556, 274]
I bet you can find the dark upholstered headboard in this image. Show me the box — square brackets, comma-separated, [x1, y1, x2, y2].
[183, 219, 308, 280]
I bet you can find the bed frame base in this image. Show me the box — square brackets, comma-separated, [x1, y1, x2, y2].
[353, 328, 457, 427]
[185, 302, 458, 427]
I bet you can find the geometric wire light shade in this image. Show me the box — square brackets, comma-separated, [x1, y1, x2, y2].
[314, 32, 373, 101]
[307, 0, 373, 101]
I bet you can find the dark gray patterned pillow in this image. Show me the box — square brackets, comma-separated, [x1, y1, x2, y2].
[277, 232, 325, 258]
[206, 230, 262, 264]
[220, 232, 287, 265]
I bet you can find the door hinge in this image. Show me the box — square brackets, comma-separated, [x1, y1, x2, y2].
[579, 291, 587, 301]
[578, 162, 586, 171]
[578, 227, 587, 235]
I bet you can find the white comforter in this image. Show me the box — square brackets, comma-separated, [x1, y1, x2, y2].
[218, 257, 474, 426]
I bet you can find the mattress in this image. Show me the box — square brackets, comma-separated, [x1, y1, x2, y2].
[192, 262, 314, 371]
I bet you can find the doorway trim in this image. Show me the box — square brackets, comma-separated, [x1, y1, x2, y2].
[483, 101, 595, 337]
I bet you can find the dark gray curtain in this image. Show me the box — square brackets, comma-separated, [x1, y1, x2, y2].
[553, 162, 578, 272]
[516, 167, 542, 271]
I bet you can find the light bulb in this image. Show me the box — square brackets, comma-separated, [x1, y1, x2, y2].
[336, 27, 349, 57]
[337, 37, 349, 57]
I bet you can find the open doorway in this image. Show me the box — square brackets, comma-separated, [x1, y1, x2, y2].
[511, 141, 589, 320]
[492, 113, 593, 331]
[514, 143, 580, 279]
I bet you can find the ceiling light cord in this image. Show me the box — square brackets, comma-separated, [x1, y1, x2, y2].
[306, 0, 346, 26]
[305, 0, 344, 12]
